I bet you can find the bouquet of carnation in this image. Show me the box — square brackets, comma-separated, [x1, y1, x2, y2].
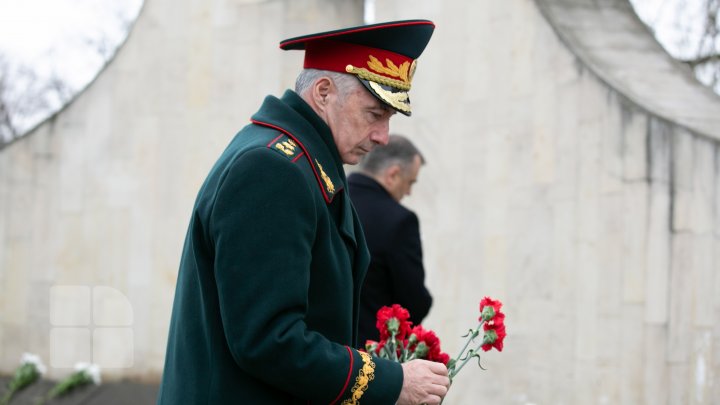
[0, 353, 46, 405]
[447, 296, 506, 379]
[365, 305, 451, 365]
[36, 362, 101, 405]
[365, 297, 506, 383]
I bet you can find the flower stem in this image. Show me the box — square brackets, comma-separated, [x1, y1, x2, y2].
[451, 322, 482, 369]
[1, 388, 15, 405]
[384, 332, 400, 362]
[400, 343, 409, 362]
[449, 341, 485, 380]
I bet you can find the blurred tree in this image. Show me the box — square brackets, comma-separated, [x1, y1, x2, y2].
[0, 54, 73, 147]
[0, 0, 142, 149]
[0, 57, 15, 143]
[633, 0, 720, 93]
[680, 0, 719, 91]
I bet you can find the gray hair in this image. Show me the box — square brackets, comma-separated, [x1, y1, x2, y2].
[295, 68, 361, 99]
[359, 134, 425, 175]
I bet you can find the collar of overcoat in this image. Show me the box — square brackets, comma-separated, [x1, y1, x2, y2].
[251, 90, 346, 205]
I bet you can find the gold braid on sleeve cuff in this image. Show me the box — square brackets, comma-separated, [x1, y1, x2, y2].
[341, 352, 375, 405]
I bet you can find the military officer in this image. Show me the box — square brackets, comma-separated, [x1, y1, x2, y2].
[157, 20, 450, 405]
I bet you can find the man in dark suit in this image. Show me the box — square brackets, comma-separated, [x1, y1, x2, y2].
[157, 21, 450, 405]
[349, 135, 433, 346]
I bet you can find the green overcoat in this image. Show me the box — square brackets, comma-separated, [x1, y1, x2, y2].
[157, 90, 403, 404]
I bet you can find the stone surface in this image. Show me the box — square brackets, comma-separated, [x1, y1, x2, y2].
[0, 376, 158, 405]
[380, 0, 720, 403]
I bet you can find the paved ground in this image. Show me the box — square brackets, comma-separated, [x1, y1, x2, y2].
[0, 376, 159, 405]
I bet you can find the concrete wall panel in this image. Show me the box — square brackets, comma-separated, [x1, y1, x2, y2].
[372, 0, 720, 403]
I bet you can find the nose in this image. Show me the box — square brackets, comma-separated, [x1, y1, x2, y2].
[370, 122, 390, 146]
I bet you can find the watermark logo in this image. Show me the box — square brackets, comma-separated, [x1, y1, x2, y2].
[49, 286, 134, 369]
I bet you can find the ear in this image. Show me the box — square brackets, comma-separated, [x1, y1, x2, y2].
[385, 164, 402, 183]
[311, 77, 334, 112]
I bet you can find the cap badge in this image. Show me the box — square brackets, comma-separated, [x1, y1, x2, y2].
[409, 60, 417, 82]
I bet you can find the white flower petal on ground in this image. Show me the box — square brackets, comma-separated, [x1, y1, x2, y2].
[74, 362, 102, 385]
[20, 352, 47, 375]
[86, 364, 101, 385]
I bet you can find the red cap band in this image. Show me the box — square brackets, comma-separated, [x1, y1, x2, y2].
[304, 40, 413, 82]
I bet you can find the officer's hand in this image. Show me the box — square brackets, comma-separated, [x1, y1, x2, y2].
[396, 359, 450, 405]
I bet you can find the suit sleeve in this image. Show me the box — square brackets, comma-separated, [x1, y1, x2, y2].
[387, 211, 433, 324]
[209, 148, 402, 404]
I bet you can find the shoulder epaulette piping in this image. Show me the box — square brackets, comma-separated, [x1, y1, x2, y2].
[251, 119, 338, 204]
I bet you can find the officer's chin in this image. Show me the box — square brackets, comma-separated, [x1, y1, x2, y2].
[343, 154, 361, 165]
[345, 150, 367, 165]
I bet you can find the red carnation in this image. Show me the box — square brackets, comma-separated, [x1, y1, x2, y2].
[481, 322, 506, 352]
[408, 325, 450, 365]
[376, 304, 412, 340]
[435, 352, 450, 365]
[487, 312, 505, 327]
[479, 297, 503, 322]
[368, 299, 507, 382]
[364, 340, 380, 355]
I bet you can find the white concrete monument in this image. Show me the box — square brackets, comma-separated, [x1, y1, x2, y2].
[1, 0, 718, 403]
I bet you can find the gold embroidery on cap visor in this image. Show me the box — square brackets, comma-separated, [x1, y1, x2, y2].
[368, 81, 411, 114]
[345, 54, 415, 91]
[345, 65, 411, 91]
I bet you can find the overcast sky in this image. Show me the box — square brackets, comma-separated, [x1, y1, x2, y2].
[0, 0, 142, 89]
[0, 0, 142, 136]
